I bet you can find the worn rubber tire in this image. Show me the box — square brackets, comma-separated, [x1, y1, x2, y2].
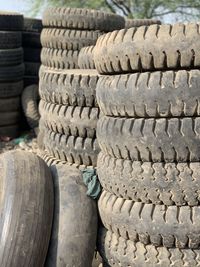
[24, 62, 40, 76]
[24, 47, 41, 62]
[97, 152, 200, 206]
[99, 190, 200, 249]
[41, 28, 102, 50]
[0, 124, 19, 137]
[43, 7, 125, 31]
[0, 111, 20, 126]
[97, 116, 200, 162]
[24, 17, 42, 32]
[0, 97, 20, 112]
[98, 228, 200, 267]
[0, 11, 23, 30]
[43, 127, 100, 167]
[39, 66, 99, 107]
[21, 84, 40, 129]
[0, 48, 23, 66]
[0, 80, 23, 98]
[94, 22, 200, 74]
[125, 18, 161, 28]
[78, 45, 95, 69]
[24, 76, 39, 87]
[97, 70, 200, 117]
[45, 164, 97, 267]
[40, 100, 100, 138]
[22, 32, 41, 48]
[0, 151, 54, 267]
[0, 63, 24, 82]
[0, 31, 22, 49]
[41, 48, 79, 69]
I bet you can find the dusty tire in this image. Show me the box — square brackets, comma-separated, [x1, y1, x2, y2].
[97, 70, 200, 117]
[125, 18, 161, 28]
[0, 97, 20, 112]
[41, 28, 102, 50]
[98, 228, 200, 267]
[0, 31, 22, 49]
[78, 45, 95, 69]
[0, 124, 19, 137]
[0, 80, 23, 98]
[39, 66, 99, 107]
[22, 32, 41, 48]
[97, 152, 200, 206]
[40, 100, 100, 138]
[24, 17, 42, 32]
[41, 48, 79, 69]
[43, 127, 100, 167]
[94, 22, 200, 74]
[97, 116, 200, 162]
[0, 11, 23, 30]
[0, 48, 23, 66]
[45, 164, 97, 267]
[0, 151, 54, 267]
[99, 190, 200, 249]
[24, 62, 40, 76]
[43, 7, 125, 31]
[21, 84, 40, 129]
[0, 63, 24, 82]
[24, 47, 41, 62]
[0, 111, 20, 126]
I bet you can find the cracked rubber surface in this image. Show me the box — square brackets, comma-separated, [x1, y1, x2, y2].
[0, 31, 22, 49]
[41, 48, 79, 69]
[43, 127, 100, 167]
[97, 116, 200, 162]
[78, 45, 95, 69]
[39, 66, 99, 107]
[94, 22, 200, 74]
[98, 228, 200, 267]
[41, 28, 102, 50]
[125, 18, 161, 28]
[97, 70, 200, 117]
[98, 190, 200, 249]
[97, 152, 200, 206]
[43, 7, 125, 31]
[40, 100, 100, 139]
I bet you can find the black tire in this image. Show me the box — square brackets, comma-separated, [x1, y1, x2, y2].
[0, 48, 23, 66]
[125, 18, 161, 28]
[0, 11, 23, 30]
[99, 190, 200, 249]
[24, 76, 39, 87]
[0, 124, 19, 137]
[0, 97, 20, 112]
[98, 228, 200, 267]
[94, 22, 200, 74]
[78, 45, 95, 69]
[0, 63, 24, 82]
[39, 100, 100, 139]
[97, 116, 200, 162]
[25, 62, 40, 76]
[41, 48, 79, 69]
[24, 17, 42, 32]
[96, 70, 200, 118]
[0, 111, 20, 126]
[24, 47, 41, 62]
[43, 7, 125, 31]
[98, 152, 200, 206]
[45, 164, 97, 267]
[43, 127, 100, 167]
[0, 80, 23, 98]
[22, 32, 41, 48]
[0, 151, 54, 267]
[21, 84, 40, 129]
[39, 66, 99, 107]
[41, 28, 102, 50]
[0, 31, 22, 49]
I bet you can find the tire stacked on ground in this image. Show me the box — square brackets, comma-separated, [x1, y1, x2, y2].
[94, 22, 200, 266]
[39, 7, 125, 168]
[0, 12, 24, 138]
[23, 17, 42, 87]
[125, 18, 161, 28]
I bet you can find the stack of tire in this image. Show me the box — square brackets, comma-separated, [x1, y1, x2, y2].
[125, 18, 161, 28]
[94, 22, 200, 266]
[39, 7, 125, 168]
[0, 12, 24, 138]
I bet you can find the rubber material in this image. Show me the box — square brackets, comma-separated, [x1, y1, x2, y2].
[0, 124, 19, 137]
[78, 45, 95, 69]
[40, 100, 100, 138]
[43, 7, 125, 31]
[0, 97, 20, 112]
[0, 80, 23, 98]
[0, 151, 54, 267]
[24, 17, 42, 32]
[41, 48, 79, 69]
[22, 32, 41, 48]
[96, 69, 200, 117]
[97, 116, 200, 162]
[0, 11, 23, 30]
[24, 76, 39, 87]
[94, 22, 200, 74]
[0, 63, 24, 81]
[125, 18, 161, 28]
[0, 48, 23, 66]
[25, 62, 40, 76]
[24, 47, 41, 62]
[0, 31, 22, 49]
[98, 190, 200, 248]
[0, 111, 20, 126]
[39, 66, 99, 107]
[41, 28, 101, 50]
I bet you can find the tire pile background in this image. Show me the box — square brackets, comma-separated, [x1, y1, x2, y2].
[94, 23, 200, 266]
